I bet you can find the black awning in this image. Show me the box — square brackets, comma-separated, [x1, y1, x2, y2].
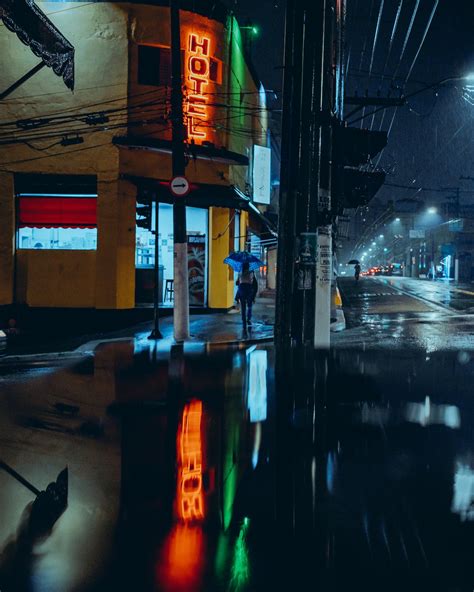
[334, 126, 388, 167]
[114, 136, 249, 166]
[122, 174, 277, 236]
[343, 168, 386, 208]
[0, 0, 74, 90]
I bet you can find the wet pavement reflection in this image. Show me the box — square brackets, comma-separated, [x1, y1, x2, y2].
[1, 339, 474, 590]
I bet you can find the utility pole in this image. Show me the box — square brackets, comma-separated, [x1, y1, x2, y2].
[276, 0, 342, 349]
[148, 194, 163, 339]
[170, 0, 189, 341]
[314, 0, 342, 349]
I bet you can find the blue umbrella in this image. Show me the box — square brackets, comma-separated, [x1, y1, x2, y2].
[224, 251, 264, 272]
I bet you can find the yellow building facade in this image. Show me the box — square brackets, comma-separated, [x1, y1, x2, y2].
[0, 1, 271, 312]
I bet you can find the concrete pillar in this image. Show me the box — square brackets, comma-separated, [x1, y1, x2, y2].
[95, 177, 136, 309]
[208, 207, 234, 309]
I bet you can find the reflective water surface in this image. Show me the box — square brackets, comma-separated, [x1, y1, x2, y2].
[1, 340, 474, 590]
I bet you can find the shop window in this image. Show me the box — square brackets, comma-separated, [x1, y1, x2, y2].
[138, 45, 172, 86]
[209, 58, 222, 84]
[135, 204, 208, 306]
[18, 227, 97, 250]
[16, 191, 97, 250]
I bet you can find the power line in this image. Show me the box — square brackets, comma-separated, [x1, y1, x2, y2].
[392, 0, 421, 80]
[0, 99, 271, 145]
[376, 0, 440, 166]
[385, 182, 474, 194]
[0, 125, 172, 170]
[356, 0, 377, 128]
[0, 88, 169, 128]
[403, 0, 440, 86]
[368, 0, 385, 76]
[380, 0, 404, 79]
[369, 0, 403, 131]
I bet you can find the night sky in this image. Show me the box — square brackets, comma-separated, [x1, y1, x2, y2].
[225, 0, 285, 93]
[344, 0, 474, 207]
[231, 0, 474, 212]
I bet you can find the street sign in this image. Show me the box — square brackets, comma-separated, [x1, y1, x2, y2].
[170, 176, 190, 197]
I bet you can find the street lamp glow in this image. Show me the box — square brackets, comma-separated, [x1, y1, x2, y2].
[383, 248, 388, 252]
[379, 234, 384, 238]
[465, 73, 474, 81]
[427, 207, 437, 214]
[372, 241, 376, 246]
[369, 248, 372, 252]
[394, 217, 401, 222]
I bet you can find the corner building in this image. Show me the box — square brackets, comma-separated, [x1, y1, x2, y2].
[0, 0, 273, 313]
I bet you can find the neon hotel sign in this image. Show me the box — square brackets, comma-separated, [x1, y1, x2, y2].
[186, 33, 212, 141]
[177, 400, 205, 522]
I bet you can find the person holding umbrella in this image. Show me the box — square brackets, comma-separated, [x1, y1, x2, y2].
[348, 259, 361, 281]
[224, 251, 264, 333]
[236, 261, 257, 331]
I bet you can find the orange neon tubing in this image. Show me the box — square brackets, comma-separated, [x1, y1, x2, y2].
[176, 400, 205, 521]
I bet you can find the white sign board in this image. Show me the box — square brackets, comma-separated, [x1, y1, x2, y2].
[252, 145, 271, 204]
[170, 176, 190, 196]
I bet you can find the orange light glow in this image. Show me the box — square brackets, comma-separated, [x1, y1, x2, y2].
[186, 33, 212, 141]
[177, 400, 205, 522]
[156, 524, 205, 592]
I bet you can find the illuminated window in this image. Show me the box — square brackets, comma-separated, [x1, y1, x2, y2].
[17, 227, 97, 250]
[15, 174, 97, 250]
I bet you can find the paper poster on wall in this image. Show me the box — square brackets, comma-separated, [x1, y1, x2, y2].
[187, 235, 206, 306]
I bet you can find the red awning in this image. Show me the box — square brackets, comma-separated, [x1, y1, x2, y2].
[18, 196, 97, 228]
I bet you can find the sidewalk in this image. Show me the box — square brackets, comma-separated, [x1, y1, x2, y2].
[0, 296, 276, 364]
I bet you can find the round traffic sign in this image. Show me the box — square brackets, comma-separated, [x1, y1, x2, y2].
[170, 176, 190, 197]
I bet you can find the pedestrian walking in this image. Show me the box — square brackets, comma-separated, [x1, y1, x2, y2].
[236, 262, 255, 332]
[354, 263, 361, 281]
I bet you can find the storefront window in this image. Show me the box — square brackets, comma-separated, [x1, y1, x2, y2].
[16, 193, 97, 250]
[18, 227, 97, 250]
[234, 212, 241, 252]
[135, 204, 208, 306]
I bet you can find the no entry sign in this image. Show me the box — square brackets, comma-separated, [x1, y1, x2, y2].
[170, 176, 190, 197]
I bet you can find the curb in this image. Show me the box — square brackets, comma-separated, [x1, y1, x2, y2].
[0, 334, 275, 367]
[330, 308, 346, 332]
[0, 351, 93, 369]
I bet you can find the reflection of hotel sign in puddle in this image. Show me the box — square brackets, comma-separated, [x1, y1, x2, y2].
[186, 33, 211, 141]
[177, 400, 205, 521]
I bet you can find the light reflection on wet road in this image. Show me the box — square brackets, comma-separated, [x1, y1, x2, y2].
[1, 282, 474, 589]
[336, 276, 474, 351]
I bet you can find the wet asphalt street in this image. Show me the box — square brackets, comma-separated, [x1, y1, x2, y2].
[336, 276, 474, 351]
[1, 282, 474, 590]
